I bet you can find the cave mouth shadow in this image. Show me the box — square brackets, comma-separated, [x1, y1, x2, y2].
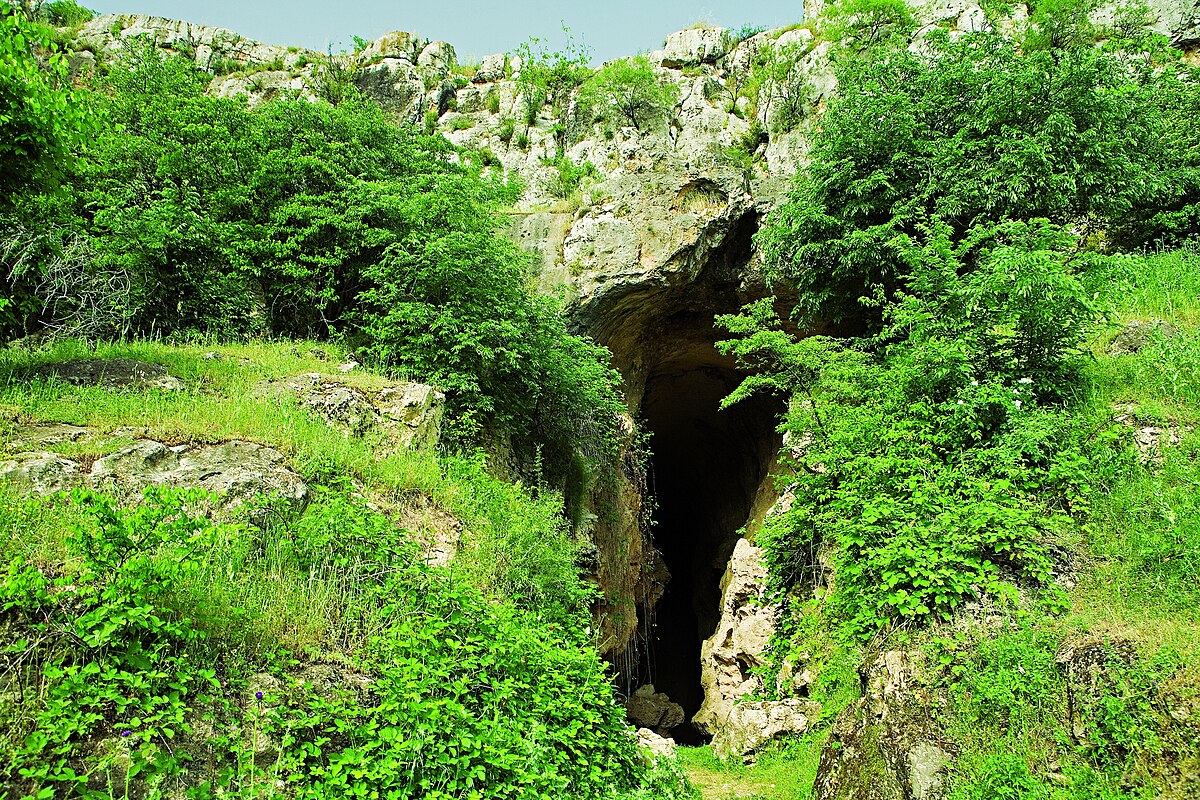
[639, 363, 782, 744]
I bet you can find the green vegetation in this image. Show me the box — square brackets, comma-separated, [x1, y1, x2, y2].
[715, 0, 1200, 795]
[0, 2, 92, 202]
[511, 28, 592, 132]
[578, 55, 680, 133]
[0, 31, 624, 486]
[0, 341, 693, 799]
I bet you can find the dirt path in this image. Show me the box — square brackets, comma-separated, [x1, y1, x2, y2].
[683, 762, 778, 800]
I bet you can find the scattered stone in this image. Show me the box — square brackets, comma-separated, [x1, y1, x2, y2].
[337, 361, 359, 373]
[626, 684, 685, 736]
[30, 359, 183, 391]
[7, 423, 92, 449]
[635, 727, 677, 761]
[1112, 403, 1192, 465]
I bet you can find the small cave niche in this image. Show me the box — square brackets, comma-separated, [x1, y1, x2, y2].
[639, 361, 782, 743]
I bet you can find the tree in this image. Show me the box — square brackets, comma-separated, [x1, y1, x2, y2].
[0, 2, 91, 203]
[578, 55, 679, 133]
[756, 22, 1191, 326]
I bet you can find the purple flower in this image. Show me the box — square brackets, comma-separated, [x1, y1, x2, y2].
[255, 691, 264, 701]
[120, 730, 131, 738]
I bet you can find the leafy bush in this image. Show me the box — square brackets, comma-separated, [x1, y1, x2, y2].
[0, 3, 92, 201]
[542, 154, 597, 198]
[511, 27, 592, 126]
[757, 24, 1198, 325]
[2, 42, 623, 485]
[43, 0, 93, 26]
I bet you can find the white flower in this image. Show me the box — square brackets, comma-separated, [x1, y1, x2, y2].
[957, 400, 964, 405]
[1018, 377, 1033, 385]
[971, 380, 979, 386]
[1014, 400, 1022, 409]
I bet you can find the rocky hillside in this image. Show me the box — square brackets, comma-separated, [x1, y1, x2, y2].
[5, 0, 1200, 796]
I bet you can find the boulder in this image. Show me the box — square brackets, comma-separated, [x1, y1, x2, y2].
[711, 698, 823, 760]
[694, 538, 776, 737]
[355, 31, 425, 65]
[258, 374, 444, 448]
[635, 727, 677, 760]
[1109, 319, 1177, 355]
[354, 58, 426, 118]
[626, 684, 685, 735]
[472, 53, 507, 83]
[661, 26, 734, 67]
[418, 41, 457, 71]
[31, 359, 183, 392]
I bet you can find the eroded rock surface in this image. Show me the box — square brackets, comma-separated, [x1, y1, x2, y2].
[814, 649, 952, 800]
[694, 538, 776, 736]
[711, 698, 823, 760]
[89, 439, 309, 513]
[257, 373, 444, 448]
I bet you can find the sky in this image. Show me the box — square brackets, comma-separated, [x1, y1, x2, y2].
[85, 0, 807, 63]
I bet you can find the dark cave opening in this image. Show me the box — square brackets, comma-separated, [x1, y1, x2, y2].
[640, 363, 782, 743]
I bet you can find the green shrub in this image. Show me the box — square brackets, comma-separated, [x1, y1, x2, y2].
[0, 487, 668, 799]
[44, 0, 94, 26]
[543, 154, 597, 198]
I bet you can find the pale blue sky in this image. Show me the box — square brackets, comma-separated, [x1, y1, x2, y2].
[86, 1, 806, 62]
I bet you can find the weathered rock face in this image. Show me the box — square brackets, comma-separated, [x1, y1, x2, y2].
[814, 650, 952, 800]
[0, 438, 309, 518]
[660, 26, 735, 67]
[257, 373, 445, 449]
[90, 439, 309, 512]
[693, 538, 776, 736]
[78, 14, 313, 72]
[0, 452, 80, 495]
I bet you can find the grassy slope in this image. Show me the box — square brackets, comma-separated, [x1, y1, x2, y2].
[0, 339, 689, 799]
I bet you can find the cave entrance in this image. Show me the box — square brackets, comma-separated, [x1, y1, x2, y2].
[639, 352, 783, 743]
[575, 208, 790, 740]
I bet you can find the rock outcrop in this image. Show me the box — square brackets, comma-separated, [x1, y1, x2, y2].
[814, 650, 953, 800]
[1, 437, 309, 518]
[693, 538, 776, 735]
[256, 373, 444, 448]
[31, 359, 183, 391]
[711, 698, 823, 760]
